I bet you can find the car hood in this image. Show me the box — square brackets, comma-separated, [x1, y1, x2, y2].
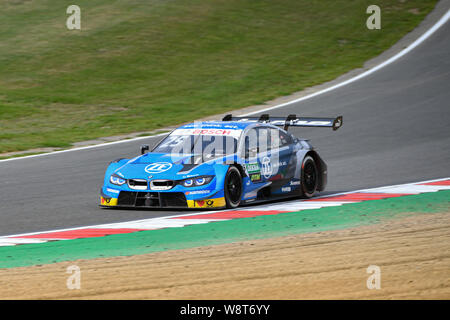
[113, 153, 218, 179]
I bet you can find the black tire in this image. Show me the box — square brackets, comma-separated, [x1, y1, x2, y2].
[300, 155, 318, 198]
[224, 166, 243, 208]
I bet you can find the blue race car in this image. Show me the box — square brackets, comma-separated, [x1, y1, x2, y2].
[100, 114, 342, 209]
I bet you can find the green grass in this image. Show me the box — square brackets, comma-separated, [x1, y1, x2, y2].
[0, 0, 437, 153]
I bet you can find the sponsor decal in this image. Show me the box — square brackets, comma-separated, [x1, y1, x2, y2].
[172, 128, 242, 138]
[185, 190, 211, 195]
[106, 188, 120, 194]
[176, 173, 200, 177]
[296, 120, 331, 126]
[245, 163, 260, 174]
[281, 187, 291, 192]
[270, 160, 287, 170]
[250, 173, 262, 182]
[193, 129, 231, 136]
[290, 180, 301, 186]
[196, 200, 205, 207]
[193, 199, 214, 207]
[100, 197, 118, 206]
[183, 123, 240, 129]
[145, 162, 172, 174]
[187, 197, 226, 208]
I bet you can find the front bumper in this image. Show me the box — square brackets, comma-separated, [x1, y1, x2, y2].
[100, 190, 225, 209]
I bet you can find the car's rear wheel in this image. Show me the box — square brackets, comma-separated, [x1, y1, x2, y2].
[224, 166, 243, 208]
[301, 155, 318, 198]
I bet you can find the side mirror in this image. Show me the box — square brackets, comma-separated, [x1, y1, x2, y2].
[140, 144, 150, 155]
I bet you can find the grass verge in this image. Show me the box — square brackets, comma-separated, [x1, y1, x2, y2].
[0, 0, 438, 153]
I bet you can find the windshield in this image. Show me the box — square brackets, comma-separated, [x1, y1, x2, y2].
[153, 134, 238, 156]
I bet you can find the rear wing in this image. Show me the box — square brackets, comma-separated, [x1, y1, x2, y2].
[222, 114, 343, 131]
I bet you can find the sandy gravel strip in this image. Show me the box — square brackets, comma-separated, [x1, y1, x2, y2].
[0, 212, 448, 299]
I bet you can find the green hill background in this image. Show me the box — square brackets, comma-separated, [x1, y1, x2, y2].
[0, 0, 437, 154]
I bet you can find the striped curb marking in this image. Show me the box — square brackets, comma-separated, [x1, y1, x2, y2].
[0, 177, 449, 246]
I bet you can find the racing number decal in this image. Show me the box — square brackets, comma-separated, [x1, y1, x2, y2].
[261, 157, 273, 179]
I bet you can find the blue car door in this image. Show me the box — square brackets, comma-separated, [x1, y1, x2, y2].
[263, 127, 293, 186]
[248, 126, 292, 183]
[242, 126, 295, 198]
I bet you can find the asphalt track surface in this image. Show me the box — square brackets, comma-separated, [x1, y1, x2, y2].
[1, 10, 449, 236]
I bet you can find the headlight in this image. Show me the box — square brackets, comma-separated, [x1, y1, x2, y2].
[194, 177, 208, 186]
[183, 179, 194, 187]
[110, 174, 126, 186]
[181, 176, 213, 187]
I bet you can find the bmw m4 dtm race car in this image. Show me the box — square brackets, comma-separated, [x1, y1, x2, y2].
[100, 114, 342, 209]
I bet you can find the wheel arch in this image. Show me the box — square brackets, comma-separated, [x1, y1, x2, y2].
[229, 162, 247, 178]
[223, 164, 244, 208]
[304, 151, 327, 192]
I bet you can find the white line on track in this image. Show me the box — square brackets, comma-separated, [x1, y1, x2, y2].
[0, 132, 168, 163]
[242, 9, 450, 116]
[1, 9, 449, 163]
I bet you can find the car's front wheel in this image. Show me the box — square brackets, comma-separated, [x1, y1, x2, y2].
[224, 166, 243, 208]
[301, 155, 318, 198]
